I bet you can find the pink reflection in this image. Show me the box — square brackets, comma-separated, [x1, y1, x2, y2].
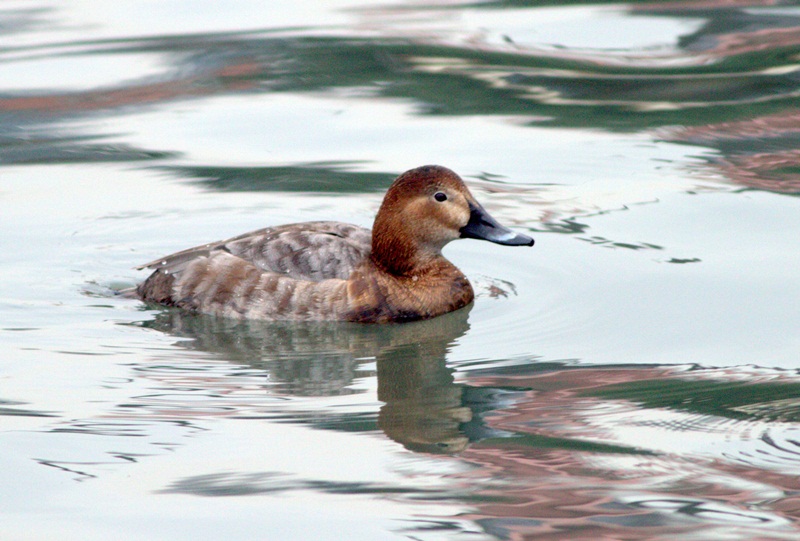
[666, 109, 800, 193]
[0, 61, 260, 114]
[450, 366, 800, 539]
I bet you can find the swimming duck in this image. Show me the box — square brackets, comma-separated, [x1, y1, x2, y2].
[136, 165, 533, 323]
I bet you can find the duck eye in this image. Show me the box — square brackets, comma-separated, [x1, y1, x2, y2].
[434, 192, 447, 202]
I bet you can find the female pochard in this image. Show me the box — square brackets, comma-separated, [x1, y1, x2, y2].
[136, 165, 534, 323]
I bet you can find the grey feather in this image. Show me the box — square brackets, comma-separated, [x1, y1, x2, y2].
[137, 221, 371, 282]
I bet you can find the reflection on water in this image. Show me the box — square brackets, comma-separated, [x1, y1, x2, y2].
[4, 1, 800, 540]
[4, 3, 800, 196]
[88, 310, 800, 538]
[140, 306, 474, 396]
[140, 308, 655, 458]
[163, 163, 397, 193]
[454, 365, 800, 539]
[141, 306, 521, 454]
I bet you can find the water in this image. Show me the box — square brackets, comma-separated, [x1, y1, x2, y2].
[3, 1, 800, 539]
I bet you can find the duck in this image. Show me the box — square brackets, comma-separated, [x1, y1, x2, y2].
[136, 165, 534, 323]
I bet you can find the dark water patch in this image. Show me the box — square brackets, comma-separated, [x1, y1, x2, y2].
[586, 378, 800, 422]
[159, 470, 450, 498]
[1, 327, 39, 331]
[535, 218, 591, 235]
[0, 398, 56, 418]
[0, 131, 176, 165]
[578, 235, 664, 251]
[36, 459, 98, 481]
[624, 496, 780, 525]
[51, 420, 155, 437]
[481, 433, 653, 455]
[264, 411, 378, 433]
[161, 162, 396, 193]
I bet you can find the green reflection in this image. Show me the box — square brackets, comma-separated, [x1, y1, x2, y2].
[480, 433, 653, 455]
[6, 6, 800, 136]
[585, 378, 800, 422]
[5, 4, 800, 196]
[162, 162, 396, 192]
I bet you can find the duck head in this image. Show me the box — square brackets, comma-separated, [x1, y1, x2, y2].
[371, 165, 534, 275]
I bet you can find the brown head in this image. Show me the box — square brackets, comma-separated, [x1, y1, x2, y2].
[371, 165, 534, 276]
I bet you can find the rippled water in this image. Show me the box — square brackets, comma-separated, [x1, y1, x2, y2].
[3, 1, 800, 540]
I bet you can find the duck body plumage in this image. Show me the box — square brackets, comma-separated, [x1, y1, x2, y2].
[136, 165, 533, 323]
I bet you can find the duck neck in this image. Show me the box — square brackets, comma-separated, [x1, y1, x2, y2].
[370, 232, 433, 277]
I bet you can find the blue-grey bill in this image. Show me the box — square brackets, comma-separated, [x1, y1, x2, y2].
[460, 201, 534, 247]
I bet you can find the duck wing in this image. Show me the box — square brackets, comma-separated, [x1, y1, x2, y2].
[137, 221, 372, 282]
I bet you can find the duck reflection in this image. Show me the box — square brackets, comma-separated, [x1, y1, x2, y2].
[374, 314, 472, 454]
[140, 305, 511, 453]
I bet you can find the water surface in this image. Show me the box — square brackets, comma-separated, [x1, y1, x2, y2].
[3, 1, 800, 540]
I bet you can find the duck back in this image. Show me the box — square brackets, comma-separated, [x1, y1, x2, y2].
[136, 222, 370, 320]
[139, 222, 371, 280]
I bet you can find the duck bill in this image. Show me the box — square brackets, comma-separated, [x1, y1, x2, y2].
[460, 201, 534, 246]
